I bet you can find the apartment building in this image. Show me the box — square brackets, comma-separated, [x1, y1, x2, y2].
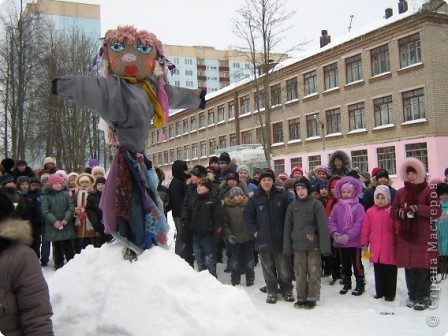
[163, 44, 286, 93]
[148, 6, 448, 185]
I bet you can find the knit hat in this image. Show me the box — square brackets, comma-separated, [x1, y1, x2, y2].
[341, 181, 356, 193]
[236, 165, 250, 174]
[375, 169, 389, 180]
[16, 176, 30, 186]
[371, 167, 382, 178]
[329, 177, 341, 189]
[218, 152, 231, 164]
[0, 192, 14, 222]
[227, 171, 239, 182]
[0, 175, 15, 186]
[43, 157, 56, 166]
[374, 185, 391, 205]
[208, 156, 219, 165]
[359, 172, 371, 180]
[314, 166, 328, 176]
[67, 172, 79, 180]
[47, 173, 65, 186]
[347, 169, 360, 179]
[277, 173, 288, 181]
[316, 180, 329, 191]
[56, 169, 68, 181]
[40, 173, 50, 184]
[294, 177, 311, 195]
[437, 183, 448, 197]
[92, 166, 106, 176]
[191, 165, 207, 178]
[88, 158, 99, 168]
[291, 166, 303, 174]
[259, 168, 275, 181]
[229, 186, 244, 197]
[95, 177, 107, 186]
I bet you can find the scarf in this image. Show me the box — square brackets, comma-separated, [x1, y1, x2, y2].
[121, 76, 165, 127]
[399, 181, 427, 243]
[338, 197, 359, 230]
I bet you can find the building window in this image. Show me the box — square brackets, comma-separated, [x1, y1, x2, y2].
[190, 116, 197, 131]
[273, 159, 285, 176]
[157, 153, 162, 166]
[270, 84, 281, 106]
[324, 63, 339, 90]
[240, 95, 250, 115]
[176, 147, 182, 160]
[286, 78, 298, 101]
[377, 146, 396, 175]
[230, 133, 237, 146]
[326, 108, 341, 134]
[399, 33, 421, 68]
[208, 108, 215, 125]
[163, 151, 168, 165]
[373, 96, 393, 126]
[288, 118, 300, 141]
[402, 88, 425, 121]
[151, 131, 156, 145]
[219, 135, 227, 149]
[209, 138, 217, 154]
[185, 69, 193, 76]
[168, 124, 174, 138]
[348, 102, 365, 131]
[186, 81, 194, 87]
[175, 121, 181, 136]
[170, 149, 175, 163]
[184, 58, 192, 65]
[199, 112, 206, 128]
[345, 54, 363, 83]
[228, 102, 235, 119]
[308, 155, 321, 171]
[371, 44, 390, 76]
[290, 157, 302, 169]
[304, 70, 317, 96]
[241, 130, 252, 144]
[272, 122, 284, 143]
[192, 143, 198, 159]
[306, 114, 319, 137]
[217, 105, 225, 122]
[255, 90, 265, 110]
[351, 150, 368, 174]
[184, 145, 190, 160]
[182, 119, 189, 133]
[200, 141, 207, 157]
[405, 143, 428, 171]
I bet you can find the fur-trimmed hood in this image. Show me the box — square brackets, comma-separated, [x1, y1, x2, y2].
[399, 157, 426, 184]
[334, 176, 362, 200]
[0, 218, 33, 247]
[223, 195, 248, 207]
[327, 150, 351, 176]
[369, 175, 393, 187]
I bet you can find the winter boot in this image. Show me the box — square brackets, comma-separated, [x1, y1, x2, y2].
[352, 279, 365, 296]
[339, 280, 352, 295]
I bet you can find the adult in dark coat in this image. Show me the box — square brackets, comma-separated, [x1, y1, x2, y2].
[169, 160, 190, 259]
[0, 192, 54, 335]
[390, 157, 441, 311]
[243, 168, 294, 304]
[327, 150, 351, 177]
[12, 160, 36, 180]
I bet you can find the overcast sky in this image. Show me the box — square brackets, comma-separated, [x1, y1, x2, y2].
[72, 0, 426, 56]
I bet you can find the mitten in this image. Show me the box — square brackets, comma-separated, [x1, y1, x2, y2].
[339, 234, 350, 245]
[333, 232, 341, 241]
[398, 208, 406, 219]
[409, 205, 418, 213]
[228, 235, 237, 245]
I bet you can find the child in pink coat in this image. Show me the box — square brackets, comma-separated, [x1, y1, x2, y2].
[361, 185, 397, 301]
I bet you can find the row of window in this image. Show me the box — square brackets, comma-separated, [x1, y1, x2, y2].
[272, 142, 428, 176]
[150, 86, 425, 146]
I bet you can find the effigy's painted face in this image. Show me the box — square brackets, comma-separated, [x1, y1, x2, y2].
[107, 42, 157, 80]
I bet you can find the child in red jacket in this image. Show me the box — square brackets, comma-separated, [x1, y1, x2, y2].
[361, 185, 397, 301]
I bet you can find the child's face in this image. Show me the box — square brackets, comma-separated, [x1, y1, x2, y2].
[4, 181, 15, 188]
[319, 188, 328, 197]
[341, 189, 353, 199]
[375, 194, 388, 207]
[440, 193, 448, 201]
[79, 180, 92, 190]
[359, 176, 368, 183]
[260, 177, 273, 192]
[51, 182, 63, 191]
[227, 179, 238, 188]
[233, 194, 244, 203]
[30, 183, 40, 191]
[334, 158, 343, 169]
[19, 182, 29, 192]
[96, 183, 105, 192]
[292, 171, 303, 179]
[238, 170, 249, 181]
[295, 186, 308, 199]
[407, 171, 417, 183]
[93, 172, 104, 180]
[377, 176, 388, 185]
[316, 171, 327, 180]
[68, 176, 77, 188]
[196, 184, 209, 195]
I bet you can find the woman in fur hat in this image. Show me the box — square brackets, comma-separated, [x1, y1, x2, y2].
[390, 157, 441, 311]
[327, 150, 351, 177]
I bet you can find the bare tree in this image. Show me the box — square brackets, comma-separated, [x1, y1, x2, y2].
[232, 0, 303, 167]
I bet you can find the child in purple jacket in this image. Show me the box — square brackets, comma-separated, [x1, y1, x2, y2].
[328, 176, 366, 296]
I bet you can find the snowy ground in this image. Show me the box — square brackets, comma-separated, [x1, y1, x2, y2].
[41, 214, 448, 336]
